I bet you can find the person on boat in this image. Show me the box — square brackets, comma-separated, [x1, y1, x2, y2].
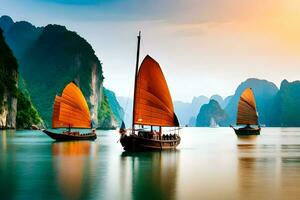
[152, 130, 157, 140]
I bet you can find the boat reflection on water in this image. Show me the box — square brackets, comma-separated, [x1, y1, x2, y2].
[120, 150, 179, 200]
[237, 135, 258, 142]
[237, 140, 282, 199]
[52, 141, 99, 200]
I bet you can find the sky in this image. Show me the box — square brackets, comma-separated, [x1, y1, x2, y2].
[1, 0, 300, 102]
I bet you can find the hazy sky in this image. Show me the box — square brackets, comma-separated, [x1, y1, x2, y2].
[1, 0, 300, 101]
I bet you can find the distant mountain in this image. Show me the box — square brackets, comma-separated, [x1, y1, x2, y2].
[210, 94, 232, 109]
[196, 99, 227, 127]
[174, 94, 231, 126]
[118, 78, 300, 128]
[188, 116, 196, 127]
[0, 15, 123, 128]
[116, 80, 300, 128]
[173, 101, 192, 126]
[0, 16, 13, 32]
[210, 95, 223, 107]
[117, 95, 209, 127]
[224, 96, 233, 108]
[174, 95, 209, 126]
[224, 78, 278, 126]
[270, 80, 300, 126]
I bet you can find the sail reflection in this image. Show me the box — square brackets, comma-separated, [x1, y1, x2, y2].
[237, 143, 280, 199]
[52, 141, 98, 200]
[120, 151, 179, 200]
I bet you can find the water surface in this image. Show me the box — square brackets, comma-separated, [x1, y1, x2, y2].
[1, 128, 300, 200]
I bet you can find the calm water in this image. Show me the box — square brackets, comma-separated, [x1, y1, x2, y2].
[1, 128, 300, 200]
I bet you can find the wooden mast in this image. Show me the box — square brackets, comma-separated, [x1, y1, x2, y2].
[132, 31, 141, 133]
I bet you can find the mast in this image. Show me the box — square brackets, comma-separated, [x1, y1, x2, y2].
[132, 31, 141, 132]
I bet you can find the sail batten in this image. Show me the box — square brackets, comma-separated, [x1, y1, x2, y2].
[136, 89, 174, 113]
[52, 82, 91, 128]
[133, 55, 179, 127]
[236, 88, 258, 125]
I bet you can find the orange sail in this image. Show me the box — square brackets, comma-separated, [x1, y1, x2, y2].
[236, 88, 258, 125]
[52, 82, 91, 128]
[133, 55, 179, 127]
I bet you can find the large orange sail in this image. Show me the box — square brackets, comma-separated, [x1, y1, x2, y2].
[236, 88, 258, 125]
[52, 82, 91, 128]
[133, 55, 179, 127]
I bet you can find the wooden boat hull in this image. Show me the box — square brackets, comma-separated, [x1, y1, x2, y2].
[120, 134, 180, 151]
[233, 127, 261, 136]
[42, 130, 97, 141]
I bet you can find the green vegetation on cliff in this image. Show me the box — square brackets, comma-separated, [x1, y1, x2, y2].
[0, 28, 18, 112]
[4, 21, 42, 58]
[16, 90, 43, 129]
[98, 92, 116, 129]
[0, 28, 42, 128]
[104, 88, 124, 124]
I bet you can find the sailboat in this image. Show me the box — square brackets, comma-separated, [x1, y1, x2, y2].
[231, 88, 261, 136]
[42, 82, 97, 141]
[120, 32, 181, 151]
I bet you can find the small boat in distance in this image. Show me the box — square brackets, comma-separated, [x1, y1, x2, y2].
[120, 32, 181, 151]
[231, 88, 261, 136]
[42, 82, 97, 141]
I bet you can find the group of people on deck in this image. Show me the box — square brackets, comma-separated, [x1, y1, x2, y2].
[63, 131, 80, 136]
[138, 131, 178, 140]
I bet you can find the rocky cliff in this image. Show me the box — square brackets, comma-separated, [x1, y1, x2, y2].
[104, 88, 124, 125]
[270, 80, 300, 126]
[0, 28, 42, 129]
[0, 28, 18, 128]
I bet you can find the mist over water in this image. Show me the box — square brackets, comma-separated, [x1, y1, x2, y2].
[1, 128, 300, 200]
